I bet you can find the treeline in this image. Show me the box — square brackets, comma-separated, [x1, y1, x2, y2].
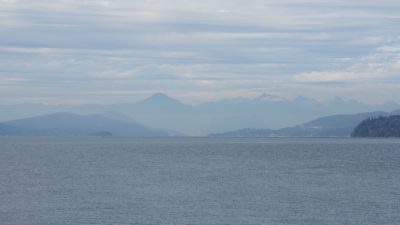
[351, 115, 400, 137]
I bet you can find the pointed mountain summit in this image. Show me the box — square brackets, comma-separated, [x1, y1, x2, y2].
[141, 93, 181, 104]
[135, 93, 190, 111]
[254, 93, 286, 102]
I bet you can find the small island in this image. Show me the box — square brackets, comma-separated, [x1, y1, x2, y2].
[90, 131, 113, 137]
[351, 115, 400, 137]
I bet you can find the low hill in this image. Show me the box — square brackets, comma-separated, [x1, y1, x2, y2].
[280, 111, 390, 137]
[4, 112, 168, 136]
[351, 116, 400, 137]
[0, 123, 30, 135]
[211, 111, 390, 137]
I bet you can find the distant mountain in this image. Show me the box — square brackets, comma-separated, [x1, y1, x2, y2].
[211, 111, 391, 137]
[254, 93, 286, 102]
[126, 93, 203, 135]
[352, 116, 400, 138]
[4, 112, 168, 136]
[134, 93, 190, 111]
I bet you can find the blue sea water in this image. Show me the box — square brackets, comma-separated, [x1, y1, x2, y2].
[0, 137, 399, 225]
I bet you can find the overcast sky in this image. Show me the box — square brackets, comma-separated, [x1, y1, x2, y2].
[1, 0, 399, 104]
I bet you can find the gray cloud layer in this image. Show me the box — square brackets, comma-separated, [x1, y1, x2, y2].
[0, 0, 399, 104]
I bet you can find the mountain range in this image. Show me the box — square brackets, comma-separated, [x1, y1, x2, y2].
[1, 93, 399, 135]
[1, 109, 399, 137]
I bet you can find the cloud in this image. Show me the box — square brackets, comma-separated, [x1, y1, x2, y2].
[295, 71, 368, 82]
[294, 36, 400, 83]
[0, 0, 399, 104]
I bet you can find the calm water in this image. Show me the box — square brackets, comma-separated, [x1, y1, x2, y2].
[0, 137, 399, 225]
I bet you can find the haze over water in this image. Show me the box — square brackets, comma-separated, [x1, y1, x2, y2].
[1, 137, 399, 225]
[2, 1, 400, 224]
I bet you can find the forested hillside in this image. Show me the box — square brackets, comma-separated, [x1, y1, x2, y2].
[351, 116, 400, 137]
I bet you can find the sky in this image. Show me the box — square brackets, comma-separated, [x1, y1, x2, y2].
[0, 0, 399, 105]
